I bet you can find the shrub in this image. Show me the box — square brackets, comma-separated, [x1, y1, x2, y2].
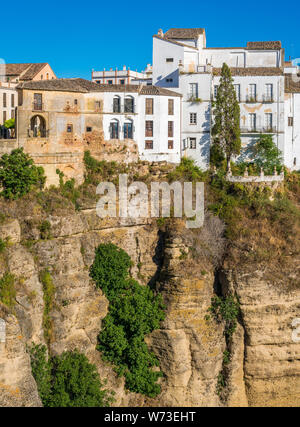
[29, 344, 113, 407]
[39, 269, 55, 345]
[39, 220, 52, 240]
[207, 294, 240, 338]
[168, 157, 206, 182]
[0, 238, 6, 253]
[90, 243, 165, 397]
[0, 273, 16, 308]
[56, 169, 80, 209]
[0, 148, 46, 199]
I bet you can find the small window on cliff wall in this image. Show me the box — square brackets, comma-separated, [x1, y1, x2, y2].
[67, 124, 73, 133]
[86, 127, 92, 132]
[74, 99, 78, 105]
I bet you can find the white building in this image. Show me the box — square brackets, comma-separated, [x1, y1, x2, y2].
[97, 84, 181, 163]
[92, 65, 151, 86]
[151, 28, 300, 170]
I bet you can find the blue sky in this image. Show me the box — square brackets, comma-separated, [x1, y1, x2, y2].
[1, 0, 299, 80]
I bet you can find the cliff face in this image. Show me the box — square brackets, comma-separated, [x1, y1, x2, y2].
[0, 206, 299, 407]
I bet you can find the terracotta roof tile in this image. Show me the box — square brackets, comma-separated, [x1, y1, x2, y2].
[164, 28, 204, 39]
[213, 67, 283, 76]
[285, 74, 300, 93]
[247, 41, 282, 50]
[4, 63, 32, 76]
[21, 63, 48, 80]
[17, 78, 182, 96]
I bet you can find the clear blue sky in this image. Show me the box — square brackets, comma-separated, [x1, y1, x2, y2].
[1, 0, 299, 80]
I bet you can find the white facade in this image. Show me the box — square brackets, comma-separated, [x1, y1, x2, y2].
[98, 85, 181, 163]
[151, 28, 300, 170]
[0, 85, 17, 125]
[92, 66, 147, 85]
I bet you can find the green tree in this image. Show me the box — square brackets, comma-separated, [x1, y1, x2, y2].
[212, 63, 241, 170]
[0, 148, 46, 199]
[29, 344, 113, 407]
[4, 118, 15, 129]
[253, 133, 282, 173]
[90, 243, 165, 397]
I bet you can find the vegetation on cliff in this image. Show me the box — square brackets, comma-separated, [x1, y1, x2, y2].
[29, 344, 113, 407]
[90, 243, 166, 397]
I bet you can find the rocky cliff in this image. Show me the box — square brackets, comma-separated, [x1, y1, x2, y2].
[0, 182, 299, 407]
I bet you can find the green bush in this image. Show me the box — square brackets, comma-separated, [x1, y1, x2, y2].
[90, 243, 165, 397]
[39, 269, 55, 345]
[0, 273, 16, 308]
[0, 238, 6, 253]
[29, 344, 113, 407]
[207, 295, 240, 338]
[56, 169, 80, 209]
[168, 157, 206, 182]
[39, 220, 52, 240]
[0, 148, 46, 199]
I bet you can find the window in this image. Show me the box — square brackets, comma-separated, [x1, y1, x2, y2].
[145, 141, 153, 149]
[234, 84, 240, 101]
[145, 98, 154, 115]
[86, 127, 92, 132]
[41, 75, 43, 80]
[110, 121, 119, 139]
[124, 96, 134, 113]
[74, 99, 78, 105]
[294, 157, 297, 166]
[249, 113, 256, 131]
[190, 113, 197, 125]
[124, 122, 133, 139]
[265, 113, 273, 130]
[67, 124, 73, 133]
[33, 93, 42, 110]
[249, 84, 256, 100]
[168, 121, 173, 137]
[11, 110, 15, 119]
[3, 93, 6, 108]
[11, 94, 14, 108]
[145, 120, 153, 137]
[166, 58, 174, 62]
[166, 78, 173, 83]
[190, 138, 196, 149]
[95, 101, 101, 110]
[120, 79, 125, 85]
[46, 73, 49, 80]
[189, 83, 198, 98]
[214, 85, 218, 98]
[168, 99, 174, 115]
[108, 80, 113, 85]
[96, 80, 100, 84]
[265, 84, 273, 101]
[3, 111, 6, 122]
[113, 96, 121, 113]
[288, 117, 294, 126]
[168, 140, 173, 149]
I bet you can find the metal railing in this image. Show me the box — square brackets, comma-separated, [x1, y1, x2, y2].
[111, 104, 135, 113]
[245, 95, 257, 103]
[240, 126, 277, 133]
[32, 102, 43, 111]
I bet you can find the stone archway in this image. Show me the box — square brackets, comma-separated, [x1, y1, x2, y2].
[30, 115, 46, 138]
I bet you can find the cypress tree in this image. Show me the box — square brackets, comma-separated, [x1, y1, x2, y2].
[211, 63, 241, 170]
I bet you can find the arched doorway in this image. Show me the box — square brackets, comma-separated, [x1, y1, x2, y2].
[30, 115, 46, 137]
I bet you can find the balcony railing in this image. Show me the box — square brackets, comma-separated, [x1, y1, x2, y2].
[32, 102, 43, 111]
[245, 95, 257, 103]
[111, 105, 135, 114]
[240, 126, 277, 133]
[187, 95, 202, 103]
[262, 94, 274, 103]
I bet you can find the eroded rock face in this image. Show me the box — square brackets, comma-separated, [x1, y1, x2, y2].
[0, 210, 299, 407]
[0, 303, 42, 407]
[221, 268, 300, 407]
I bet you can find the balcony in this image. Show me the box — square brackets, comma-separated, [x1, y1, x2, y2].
[262, 94, 274, 103]
[245, 95, 257, 103]
[111, 104, 135, 114]
[187, 95, 202, 103]
[32, 102, 43, 111]
[240, 126, 277, 133]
